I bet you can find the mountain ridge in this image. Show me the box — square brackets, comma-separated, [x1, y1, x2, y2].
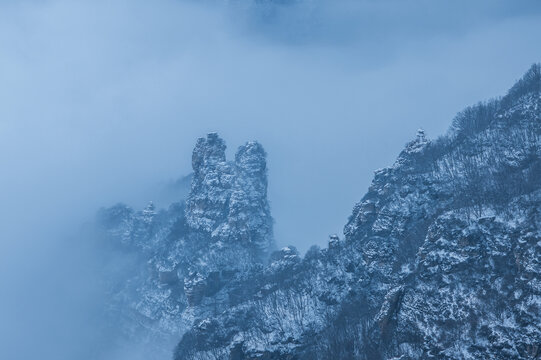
[95, 64, 541, 359]
[174, 63, 540, 359]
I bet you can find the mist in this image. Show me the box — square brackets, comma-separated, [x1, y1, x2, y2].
[1, 0, 541, 359]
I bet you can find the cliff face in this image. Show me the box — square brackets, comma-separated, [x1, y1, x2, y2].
[95, 65, 541, 360]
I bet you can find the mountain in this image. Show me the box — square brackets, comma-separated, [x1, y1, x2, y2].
[96, 64, 540, 359]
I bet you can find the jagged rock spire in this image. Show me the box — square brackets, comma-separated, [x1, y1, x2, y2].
[191, 132, 226, 173]
[416, 128, 426, 143]
[186, 133, 233, 233]
[228, 141, 273, 256]
[185, 133, 274, 260]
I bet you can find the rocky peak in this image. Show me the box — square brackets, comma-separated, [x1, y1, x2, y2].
[192, 132, 226, 172]
[415, 128, 427, 143]
[235, 141, 267, 177]
[186, 133, 234, 233]
[398, 128, 430, 162]
[186, 133, 274, 259]
[227, 141, 273, 257]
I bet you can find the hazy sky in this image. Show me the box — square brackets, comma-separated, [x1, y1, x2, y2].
[1, 1, 541, 358]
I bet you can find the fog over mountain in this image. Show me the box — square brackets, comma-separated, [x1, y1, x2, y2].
[0, 1, 541, 359]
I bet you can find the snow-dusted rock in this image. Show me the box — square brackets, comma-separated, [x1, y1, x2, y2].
[92, 133, 275, 357]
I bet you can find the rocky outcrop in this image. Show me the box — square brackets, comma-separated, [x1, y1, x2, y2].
[186, 133, 274, 260]
[93, 133, 275, 357]
[187, 132, 232, 233]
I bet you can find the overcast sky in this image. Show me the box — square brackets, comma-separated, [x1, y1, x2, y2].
[1, 1, 541, 358]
